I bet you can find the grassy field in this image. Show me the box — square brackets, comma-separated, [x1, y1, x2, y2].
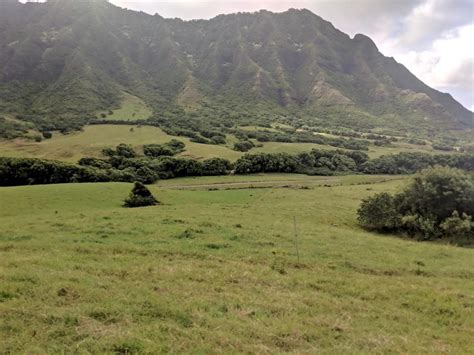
[0, 174, 473, 353]
[0, 125, 242, 162]
[97, 93, 152, 121]
[0, 124, 438, 163]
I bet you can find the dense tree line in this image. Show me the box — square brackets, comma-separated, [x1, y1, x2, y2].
[358, 167, 473, 242]
[359, 152, 474, 174]
[234, 150, 369, 175]
[1, 147, 473, 186]
[0, 157, 114, 186]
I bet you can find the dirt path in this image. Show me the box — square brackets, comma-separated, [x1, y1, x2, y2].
[158, 178, 341, 190]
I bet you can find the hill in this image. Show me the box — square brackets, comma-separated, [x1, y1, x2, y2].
[0, 0, 472, 140]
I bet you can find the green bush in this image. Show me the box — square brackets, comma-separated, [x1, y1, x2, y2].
[357, 167, 474, 243]
[102, 143, 137, 158]
[143, 144, 176, 157]
[440, 211, 472, 239]
[123, 182, 158, 208]
[357, 193, 400, 231]
[143, 140, 186, 158]
[233, 140, 255, 152]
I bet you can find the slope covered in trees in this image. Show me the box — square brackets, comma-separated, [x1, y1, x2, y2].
[0, 0, 472, 138]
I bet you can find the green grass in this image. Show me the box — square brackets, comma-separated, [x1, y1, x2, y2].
[0, 124, 456, 163]
[0, 125, 242, 162]
[0, 175, 473, 353]
[97, 93, 152, 121]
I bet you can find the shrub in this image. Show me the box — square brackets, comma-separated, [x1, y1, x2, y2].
[115, 144, 137, 158]
[123, 182, 158, 208]
[211, 135, 226, 145]
[42, 131, 53, 139]
[143, 140, 186, 158]
[440, 211, 472, 239]
[233, 140, 255, 152]
[357, 193, 400, 231]
[357, 167, 474, 242]
[143, 144, 175, 157]
[102, 144, 137, 158]
[202, 158, 232, 175]
[167, 139, 185, 152]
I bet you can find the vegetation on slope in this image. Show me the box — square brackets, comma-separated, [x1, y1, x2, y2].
[0, 0, 471, 139]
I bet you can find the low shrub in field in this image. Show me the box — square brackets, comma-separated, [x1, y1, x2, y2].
[358, 167, 474, 242]
[123, 182, 158, 208]
[143, 139, 186, 157]
[233, 140, 255, 152]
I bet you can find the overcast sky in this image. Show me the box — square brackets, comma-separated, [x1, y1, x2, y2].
[100, 0, 471, 111]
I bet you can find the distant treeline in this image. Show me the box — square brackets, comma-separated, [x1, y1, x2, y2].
[0, 150, 473, 186]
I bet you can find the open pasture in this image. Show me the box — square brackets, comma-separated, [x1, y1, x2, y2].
[0, 174, 473, 353]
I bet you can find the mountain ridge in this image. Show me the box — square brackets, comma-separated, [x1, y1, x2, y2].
[0, 0, 472, 137]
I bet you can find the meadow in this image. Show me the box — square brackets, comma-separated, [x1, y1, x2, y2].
[97, 93, 153, 121]
[0, 124, 439, 163]
[0, 174, 473, 353]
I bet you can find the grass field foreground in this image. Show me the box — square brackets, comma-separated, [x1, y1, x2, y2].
[0, 174, 473, 353]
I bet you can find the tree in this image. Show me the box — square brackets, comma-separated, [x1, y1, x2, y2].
[357, 167, 474, 242]
[123, 182, 158, 208]
[357, 193, 400, 231]
[397, 166, 474, 224]
[115, 144, 137, 158]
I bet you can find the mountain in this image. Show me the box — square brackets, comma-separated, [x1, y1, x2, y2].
[0, 0, 472, 136]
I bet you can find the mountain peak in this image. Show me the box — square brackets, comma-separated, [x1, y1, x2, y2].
[353, 33, 379, 51]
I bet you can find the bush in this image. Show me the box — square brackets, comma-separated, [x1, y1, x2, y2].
[143, 144, 175, 157]
[202, 158, 232, 175]
[115, 144, 137, 158]
[42, 131, 53, 139]
[102, 144, 137, 158]
[211, 135, 226, 145]
[143, 140, 186, 158]
[357, 167, 474, 242]
[357, 193, 400, 231]
[440, 211, 473, 239]
[233, 140, 255, 152]
[123, 182, 158, 208]
[167, 139, 185, 152]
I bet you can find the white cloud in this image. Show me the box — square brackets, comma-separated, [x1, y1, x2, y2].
[395, 25, 474, 91]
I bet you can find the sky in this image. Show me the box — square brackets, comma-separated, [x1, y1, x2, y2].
[22, 0, 474, 111]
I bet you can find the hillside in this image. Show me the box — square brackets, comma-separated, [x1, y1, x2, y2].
[0, 0, 472, 139]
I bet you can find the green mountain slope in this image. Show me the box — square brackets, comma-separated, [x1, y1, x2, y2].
[0, 0, 472, 135]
